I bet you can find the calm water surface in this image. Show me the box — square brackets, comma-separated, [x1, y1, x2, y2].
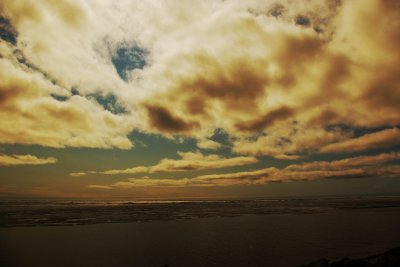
[0, 197, 399, 267]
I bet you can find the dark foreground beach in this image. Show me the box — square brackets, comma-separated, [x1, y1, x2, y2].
[301, 246, 400, 267]
[0, 197, 400, 267]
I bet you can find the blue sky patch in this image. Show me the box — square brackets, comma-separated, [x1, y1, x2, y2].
[87, 92, 127, 114]
[0, 16, 17, 45]
[111, 45, 148, 81]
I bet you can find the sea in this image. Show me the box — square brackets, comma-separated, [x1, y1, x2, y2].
[0, 195, 400, 267]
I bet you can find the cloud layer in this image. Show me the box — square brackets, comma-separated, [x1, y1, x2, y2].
[89, 152, 400, 188]
[1, 0, 399, 196]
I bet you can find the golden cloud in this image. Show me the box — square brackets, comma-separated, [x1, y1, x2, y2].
[0, 154, 57, 166]
[232, 126, 350, 158]
[320, 128, 400, 153]
[0, 47, 134, 149]
[197, 139, 222, 150]
[87, 185, 113, 190]
[286, 152, 400, 171]
[150, 151, 258, 173]
[73, 151, 258, 176]
[0, 0, 398, 158]
[89, 152, 400, 188]
[135, 0, 400, 155]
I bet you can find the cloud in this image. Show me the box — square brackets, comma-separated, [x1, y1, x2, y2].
[0, 0, 398, 159]
[144, 104, 199, 134]
[192, 152, 400, 185]
[87, 185, 113, 190]
[69, 172, 87, 177]
[235, 106, 295, 132]
[0, 46, 135, 149]
[286, 152, 400, 171]
[197, 139, 222, 150]
[150, 151, 258, 173]
[89, 152, 400, 188]
[101, 166, 149, 176]
[139, 22, 324, 138]
[134, 0, 400, 153]
[110, 177, 192, 188]
[70, 171, 96, 177]
[320, 128, 400, 153]
[192, 168, 278, 186]
[0, 154, 57, 166]
[232, 126, 350, 158]
[274, 154, 301, 160]
[73, 151, 258, 176]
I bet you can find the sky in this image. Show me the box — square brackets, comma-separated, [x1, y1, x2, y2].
[0, 0, 399, 199]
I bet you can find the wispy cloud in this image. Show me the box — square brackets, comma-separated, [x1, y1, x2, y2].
[320, 128, 400, 153]
[286, 153, 400, 171]
[89, 152, 400, 189]
[87, 185, 113, 190]
[72, 151, 258, 176]
[0, 154, 57, 166]
[197, 139, 222, 150]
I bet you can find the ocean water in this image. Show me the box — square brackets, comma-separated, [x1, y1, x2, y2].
[0, 196, 400, 267]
